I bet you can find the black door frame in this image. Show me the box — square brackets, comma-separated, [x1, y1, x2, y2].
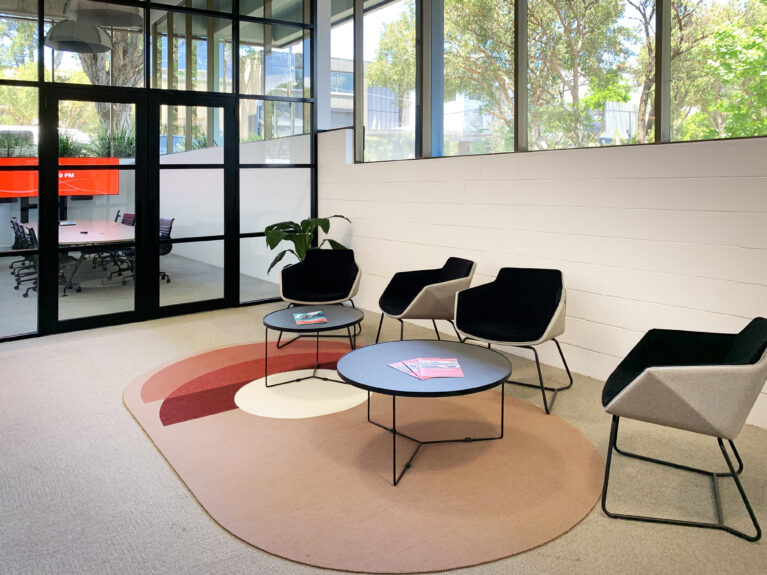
[40, 86, 149, 334]
[148, 91, 238, 318]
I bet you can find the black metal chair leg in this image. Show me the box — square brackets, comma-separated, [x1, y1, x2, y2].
[399, 319, 404, 341]
[448, 320, 462, 341]
[432, 319, 441, 340]
[376, 313, 385, 344]
[503, 340, 573, 414]
[602, 415, 761, 542]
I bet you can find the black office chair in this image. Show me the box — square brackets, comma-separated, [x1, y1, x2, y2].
[159, 217, 174, 283]
[455, 267, 572, 414]
[376, 257, 475, 342]
[601, 318, 767, 541]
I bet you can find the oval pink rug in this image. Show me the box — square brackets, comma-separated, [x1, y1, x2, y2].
[124, 340, 603, 573]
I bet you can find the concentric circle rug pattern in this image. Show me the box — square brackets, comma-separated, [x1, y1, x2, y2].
[123, 340, 604, 574]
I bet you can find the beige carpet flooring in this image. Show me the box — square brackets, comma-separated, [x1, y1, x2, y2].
[123, 338, 603, 573]
[0, 302, 765, 574]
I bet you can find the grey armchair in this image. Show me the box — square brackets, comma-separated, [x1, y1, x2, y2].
[376, 257, 475, 343]
[601, 317, 767, 541]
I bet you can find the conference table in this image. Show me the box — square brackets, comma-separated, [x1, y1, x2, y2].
[28, 220, 135, 294]
[336, 339, 512, 485]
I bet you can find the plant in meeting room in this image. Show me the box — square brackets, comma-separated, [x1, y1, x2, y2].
[264, 215, 351, 273]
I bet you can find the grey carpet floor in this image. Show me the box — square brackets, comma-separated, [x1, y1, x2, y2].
[0, 304, 765, 575]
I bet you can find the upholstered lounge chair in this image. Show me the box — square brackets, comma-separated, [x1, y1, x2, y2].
[376, 257, 475, 343]
[455, 267, 572, 414]
[601, 317, 767, 541]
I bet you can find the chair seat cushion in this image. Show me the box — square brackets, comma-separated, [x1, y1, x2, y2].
[459, 321, 545, 344]
[283, 284, 353, 303]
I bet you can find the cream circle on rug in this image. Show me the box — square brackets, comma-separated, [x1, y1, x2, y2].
[234, 370, 369, 419]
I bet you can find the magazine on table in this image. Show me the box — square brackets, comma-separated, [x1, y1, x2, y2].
[293, 310, 328, 325]
[388, 357, 464, 379]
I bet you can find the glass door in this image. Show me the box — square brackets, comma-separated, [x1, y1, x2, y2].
[152, 95, 237, 313]
[41, 89, 147, 330]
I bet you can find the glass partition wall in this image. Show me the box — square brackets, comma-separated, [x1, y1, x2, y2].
[0, 0, 315, 339]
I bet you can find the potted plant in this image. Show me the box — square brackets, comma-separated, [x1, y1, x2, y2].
[265, 215, 351, 273]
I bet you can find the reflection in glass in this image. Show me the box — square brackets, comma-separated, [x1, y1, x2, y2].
[240, 168, 310, 233]
[241, 0, 307, 24]
[239, 99, 310, 146]
[363, 0, 415, 161]
[153, 0, 233, 13]
[43, 0, 144, 88]
[239, 22, 310, 97]
[160, 240, 224, 307]
[159, 105, 224, 161]
[443, 0, 514, 156]
[0, 2, 39, 82]
[0, 87, 38, 162]
[160, 169, 223, 238]
[150, 10, 233, 93]
[58, 101, 136, 160]
[0, 254, 38, 337]
[240, 237, 282, 303]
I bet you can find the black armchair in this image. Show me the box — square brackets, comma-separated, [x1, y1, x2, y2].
[601, 318, 767, 541]
[376, 257, 475, 342]
[455, 267, 572, 414]
[280, 248, 360, 306]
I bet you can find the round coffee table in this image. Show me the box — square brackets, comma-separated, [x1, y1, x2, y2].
[336, 339, 512, 485]
[263, 305, 364, 387]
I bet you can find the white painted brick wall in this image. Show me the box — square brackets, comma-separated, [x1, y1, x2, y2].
[317, 129, 767, 430]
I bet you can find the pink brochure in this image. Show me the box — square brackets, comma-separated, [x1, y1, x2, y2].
[416, 357, 464, 379]
[388, 361, 425, 379]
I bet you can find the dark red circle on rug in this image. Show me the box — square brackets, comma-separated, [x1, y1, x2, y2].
[124, 341, 604, 573]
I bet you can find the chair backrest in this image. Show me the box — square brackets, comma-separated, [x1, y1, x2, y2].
[159, 217, 174, 256]
[121, 212, 136, 226]
[25, 226, 38, 249]
[725, 317, 767, 365]
[495, 267, 563, 326]
[281, 248, 359, 304]
[438, 257, 475, 282]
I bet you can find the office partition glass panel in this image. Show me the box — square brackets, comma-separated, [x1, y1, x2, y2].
[239, 21, 310, 97]
[160, 239, 224, 306]
[0, 254, 37, 336]
[239, 99, 310, 154]
[363, 0, 415, 161]
[152, 0, 233, 13]
[150, 9, 233, 92]
[239, 167, 309, 233]
[160, 168, 223, 238]
[671, 0, 767, 142]
[57, 170, 137, 321]
[239, 236, 282, 303]
[0, 86, 38, 163]
[159, 105, 224, 162]
[44, 0, 144, 88]
[56, 99, 137, 321]
[0, 1, 38, 82]
[58, 101, 136, 160]
[442, 0, 514, 156]
[330, 17, 354, 129]
[527, 0, 652, 150]
[241, 0, 308, 24]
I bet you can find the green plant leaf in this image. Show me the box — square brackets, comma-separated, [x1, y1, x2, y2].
[314, 218, 331, 234]
[265, 229, 287, 250]
[325, 239, 347, 250]
[292, 233, 311, 260]
[328, 214, 352, 224]
[266, 248, 300, 274]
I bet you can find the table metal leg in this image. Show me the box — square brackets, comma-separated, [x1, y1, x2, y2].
[366, 384, 505, 485]
[264, 327, 347, 388]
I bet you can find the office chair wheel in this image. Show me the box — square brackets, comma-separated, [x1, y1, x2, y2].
[75, 287, 81, 293]
[166, 278, 171, 283]
[122, 280, 127, 286]
[14, 285, 19, 290]
[23, 293, 28, 297]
